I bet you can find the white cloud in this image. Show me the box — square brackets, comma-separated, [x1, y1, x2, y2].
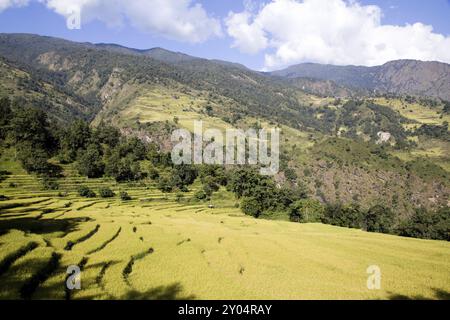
[0, 0, 29, 12]
[39, 0, 222, 43]
[225, 0, 450, 70]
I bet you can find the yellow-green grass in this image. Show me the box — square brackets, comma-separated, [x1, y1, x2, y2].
[115, 85, 233, 132]
[1, 154, 449, 300]
[391, 138, 450, 172]
[374, 97, 450, 128]
[1, 174, 449, 300]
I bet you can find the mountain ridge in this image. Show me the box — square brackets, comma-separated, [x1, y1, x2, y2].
[271, 60, 450, 100]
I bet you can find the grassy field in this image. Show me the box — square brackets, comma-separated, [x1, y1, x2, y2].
[108, 85, 234, 132]
[0, 162, 449, 300]
[374, 97, 450, 129]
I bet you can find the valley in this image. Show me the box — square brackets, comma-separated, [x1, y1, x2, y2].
[0, 33, 449, 300]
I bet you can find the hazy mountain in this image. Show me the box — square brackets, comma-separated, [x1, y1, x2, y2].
[0, 33, 310, 129]
[271, 60, 450, 100]
[96, 44, 199, 63]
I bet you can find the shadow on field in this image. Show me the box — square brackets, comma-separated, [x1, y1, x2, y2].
[123, 283, 196, 300]
[0, 254, 60, 300]
[0, 216, 90, 235]
[388, 288, 450, 300]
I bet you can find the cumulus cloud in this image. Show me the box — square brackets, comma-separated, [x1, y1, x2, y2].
[39, 0, 222, 43]
[0, 0, 29, 12]
[225, 0, 450, 69]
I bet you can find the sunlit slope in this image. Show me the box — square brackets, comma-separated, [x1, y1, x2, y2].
[0, 173, 449, 300]
[374, 97, 450, 129]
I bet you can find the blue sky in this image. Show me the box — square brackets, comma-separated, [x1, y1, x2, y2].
[0, 0, 449, 70]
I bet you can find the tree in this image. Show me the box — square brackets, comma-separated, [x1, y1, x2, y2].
[61, 120, 91, 162]
[16, 142, 60, 176]
[443, 101, 450, 114]
[397, 208, 450, 241]
[290, 199, 325, 223]
[78, 185, 96, 198]
[205, 105, 213, 116]
[202, 176, 220, 197]
[364, 205, 394, 233]
[148, 167, 160, 180]
[0, 97, 12, 138]
[116, 137, 147, 161]
[194, 190, 207, 200]
[10, 107, 57, 153]
[99, 187, 115, 198]
[120, 191, 132, 201]
[199, 165, 227, 186]
[147, 143, 161, 166]
[321, 203, 363, 229]
[76, 144, 105, 178]
[240, 197, 263, 217]
[171, 164, 198, 189]
[105, 153, 142, 182]
[94, 122, 121, 147]
[157, 176, 174, 193]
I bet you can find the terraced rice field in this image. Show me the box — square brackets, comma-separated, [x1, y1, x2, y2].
[113, 85, 233, 132]
[374, 97, 450, 128]
[0, 169, 450, 300]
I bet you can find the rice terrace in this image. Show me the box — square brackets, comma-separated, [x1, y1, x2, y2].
[0, 152, 449, 300]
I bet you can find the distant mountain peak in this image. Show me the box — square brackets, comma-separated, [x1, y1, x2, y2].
[271, 59, 450, 100]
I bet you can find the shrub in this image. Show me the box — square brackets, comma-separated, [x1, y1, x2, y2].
[290, 199, 325, 223]
[171, 165, 198, 189]
[397, 207, 450, 241]
[148, 167, 160, 180]
[175, 192, 185, 202]
[78, 185, 96, 198]
[99, 187, 115, 198]
[76, 144, 105, 178]
[202, 176, 220, 197]
[284, 168, 298, 182]
[42, 177, 59, 190]
[240, 197, 263, 218]
[194, 190, 207, 200]
[321, 203, 363, 229]
[120, 192, 132, 201]
[157, 176, 174, 193]
[364, 205, 394, 233]
[105, 153, 142, 182]
[63, 202, 72, 208]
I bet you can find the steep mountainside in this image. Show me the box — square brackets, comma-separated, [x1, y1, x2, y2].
[0, 57, 95, 121]
[272, 60, 450, 100]
[0, 34, 309, 127]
